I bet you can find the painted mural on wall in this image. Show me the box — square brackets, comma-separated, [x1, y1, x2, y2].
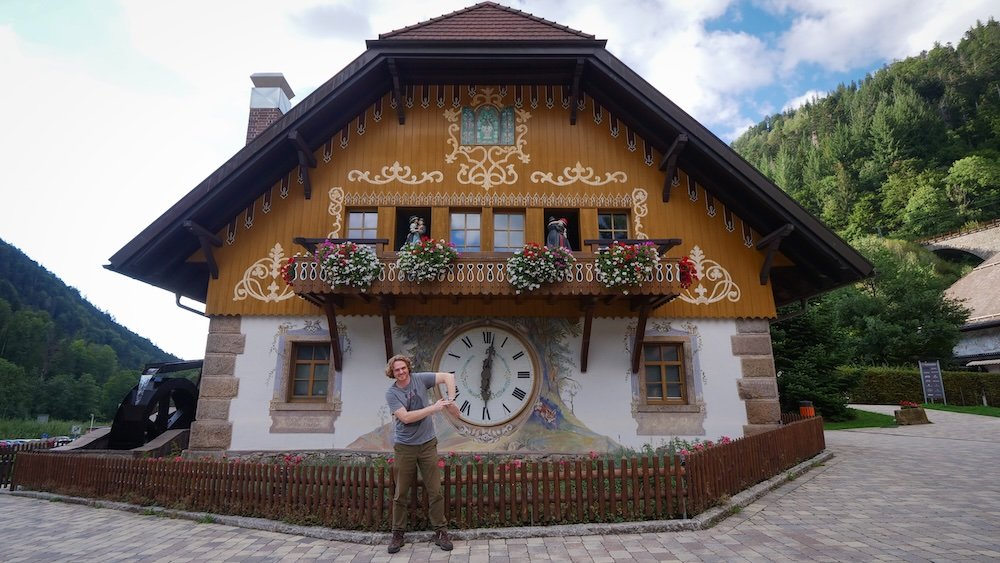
[347, 316, 620, 452]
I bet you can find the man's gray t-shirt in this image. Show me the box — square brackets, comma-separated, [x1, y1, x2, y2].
[385, 372, 437, 446]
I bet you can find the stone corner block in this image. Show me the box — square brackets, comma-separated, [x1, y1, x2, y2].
[735, 318, 771, 334]
[208, 315, 242, 334]
[199, 376, 239, 399]
[740, 356, 776, 378]
[188, 420, 233, 450]
[744, 399, 781, 425]
[206, 333, 246, 354]
[731, 333, 773, 356]
[742, 423, 781, 436]
[195, 398, 232, 421]
[202, 353, 237, 377]
[737, 378, 779, 400]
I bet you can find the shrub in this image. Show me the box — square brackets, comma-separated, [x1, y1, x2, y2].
[396, 238, 458, 282]
[506, 243, 576, 292]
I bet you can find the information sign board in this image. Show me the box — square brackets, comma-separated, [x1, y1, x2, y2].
[918, 360, 946, 403]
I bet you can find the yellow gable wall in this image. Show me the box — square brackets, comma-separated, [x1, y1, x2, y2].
[206, 86, 776, 319]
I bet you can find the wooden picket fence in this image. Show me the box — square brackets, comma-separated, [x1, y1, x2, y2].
[10, 416, 824, 530]
[1, 441, 59, 488]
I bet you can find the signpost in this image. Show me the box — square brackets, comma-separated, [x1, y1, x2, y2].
[918, 360, 947, 404]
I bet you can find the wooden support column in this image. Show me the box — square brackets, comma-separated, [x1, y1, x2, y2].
[756, 224, 795, 285]
[579, 297, 596, 372]
[379, 296, 395, 361]
[388, 59, 405, 125]
[569, 59, 584, 125]
[630, 300, 652, 374]
[322, 299, 344, 371]
[658, 134, 688, 201]
[287, 130, 317, 200]
[182, 220, 222, 279]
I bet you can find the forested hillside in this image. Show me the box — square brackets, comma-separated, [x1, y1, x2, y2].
[0, 238, 177, 420]
[733, 19, 1000, 240]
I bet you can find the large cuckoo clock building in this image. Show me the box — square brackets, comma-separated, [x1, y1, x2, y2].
[108, 2, 872, 455]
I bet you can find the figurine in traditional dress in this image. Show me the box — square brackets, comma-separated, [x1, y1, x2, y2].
[403, 216, 425, 248]
[546, 217, 572, 251]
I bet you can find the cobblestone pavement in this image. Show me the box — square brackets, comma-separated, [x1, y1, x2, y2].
[2, 406, 998, 562]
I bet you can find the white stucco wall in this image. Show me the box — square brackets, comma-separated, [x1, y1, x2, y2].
[572, 318, 747, 449]
[227, 315, 750, 452]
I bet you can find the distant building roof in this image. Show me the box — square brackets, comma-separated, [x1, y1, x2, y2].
[947, 251, 1000, 327]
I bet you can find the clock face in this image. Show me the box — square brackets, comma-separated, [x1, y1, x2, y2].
[434, 323, 539, 427]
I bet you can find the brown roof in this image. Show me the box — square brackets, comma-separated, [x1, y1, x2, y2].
[946, 252, 1000, 323]
[379, 1, 595, 41]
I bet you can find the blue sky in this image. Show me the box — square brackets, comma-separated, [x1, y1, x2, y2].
[0, 0, 996, 359]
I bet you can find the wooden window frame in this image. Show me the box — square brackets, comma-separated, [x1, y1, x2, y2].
[492, 210, 526, 252]
[346, 208, 378, 240]
[449, 209, 482, 252]
[597, 211, 630, 242]
[635, 336, 699, 413]
[286, 340, 331, 403]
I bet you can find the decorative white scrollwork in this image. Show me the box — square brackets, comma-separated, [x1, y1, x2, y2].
[455, 423, 516, 443]
[677, 246, 742, 305]
[347, 161, 443, 185]
[530, 162, 627, 186]
[343, 190, 633, 209]
[443, 87, 532, 191]
[233, 243, 296, 303]
[327, 187, 344, 238]
[631, 187, 649, 239]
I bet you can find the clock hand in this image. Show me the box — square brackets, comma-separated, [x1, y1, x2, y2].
[480, 342, 495, 403]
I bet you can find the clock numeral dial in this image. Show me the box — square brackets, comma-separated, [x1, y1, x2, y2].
[436, 324, 539, 427]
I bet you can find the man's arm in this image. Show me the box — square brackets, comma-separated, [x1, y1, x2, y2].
[392, 399, 451, 425]
[435, 371, 460, 417]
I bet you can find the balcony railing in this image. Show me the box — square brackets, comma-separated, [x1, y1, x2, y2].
[290, 253, 683, 300]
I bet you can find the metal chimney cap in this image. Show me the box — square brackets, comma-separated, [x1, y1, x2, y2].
[250, 73, 294, 99]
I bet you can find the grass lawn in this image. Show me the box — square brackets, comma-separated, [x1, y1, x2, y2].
[823, 408, 897, 430]
[921, 403, 1000, 417]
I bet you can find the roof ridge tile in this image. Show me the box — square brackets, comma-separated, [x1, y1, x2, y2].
[379, 1, 594, 41]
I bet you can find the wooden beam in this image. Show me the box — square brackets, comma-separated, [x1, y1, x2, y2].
[569, 58, 584, 125]
[388, 59, 405, 125]
[756, 224, 795, 285]
[630, 301, 652, 374]
[182, 220, 222, 280]
[322, 300, 344, 371]
[579, 297, 596, 372]
[287, 130, 316, 200]
[379, 296, 395, 361]
[658, 134, 688, 202]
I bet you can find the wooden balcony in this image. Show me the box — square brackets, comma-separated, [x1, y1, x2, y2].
[289, 239, 684, 373]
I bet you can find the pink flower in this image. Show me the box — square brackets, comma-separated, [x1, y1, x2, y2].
[387, 457, 394, 464]
[680, 449, 690, 456]
[513, 459, 523, 468]
[694, 443, 704, 451]
[448, 451, 456, 458]
[437, 459, 445, 468]
[474, 455, 482, 462]
[588, 450, 598, 460]
[705, 440, 714, 448]
[174, 456, 183, 462]
[720, 436, 732, 444]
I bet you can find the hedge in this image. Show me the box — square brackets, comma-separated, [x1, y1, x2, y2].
[842, 366, 1000, 406]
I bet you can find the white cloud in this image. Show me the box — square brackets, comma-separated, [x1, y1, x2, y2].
[782, 89, 827, 112]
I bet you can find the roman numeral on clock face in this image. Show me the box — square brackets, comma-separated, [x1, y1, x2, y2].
[512, 387, 526, 401]
[512, 351, 524, 360]
[482, 406, 490, 420]
[460, 400, 471, 415]
[461, 336, 473, 348]
[483, 331, 493, 344]
[517, 371, 530, 378]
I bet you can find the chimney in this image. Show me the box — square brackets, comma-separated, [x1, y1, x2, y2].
[246, 73, 294, 145]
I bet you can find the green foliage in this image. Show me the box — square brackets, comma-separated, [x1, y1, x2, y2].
[922, 403, 1000, 417]
[0, 238, 179, 421]
[844, 365, 1000, 406]
[0, 417, 105, 440]
[732, 18, 1000, 240]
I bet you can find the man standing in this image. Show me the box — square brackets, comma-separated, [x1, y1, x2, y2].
[384, 354, 458, 553]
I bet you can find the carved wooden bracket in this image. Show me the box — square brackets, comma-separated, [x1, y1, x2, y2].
[182, 220, 222, 279]
[379, 295, 395, 361]
[659, 134, 688, 202]
[579, 297, 596, 372]
[388, 59, 405, 125]
[630, 300, 653, 374]
[569, 58, 584, 125]
[322, 300, 344, 371]
[287, 130, 316, 200]
[756, 223, 795, 285]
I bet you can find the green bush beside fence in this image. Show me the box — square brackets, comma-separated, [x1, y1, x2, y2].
[843, 366, 1000, 406]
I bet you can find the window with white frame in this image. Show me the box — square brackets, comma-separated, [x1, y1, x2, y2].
[347, 210, 378, 240]
[493, 211, 525, 252]
[598, 211, 630, 242]
[450, 211, 481, 252]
